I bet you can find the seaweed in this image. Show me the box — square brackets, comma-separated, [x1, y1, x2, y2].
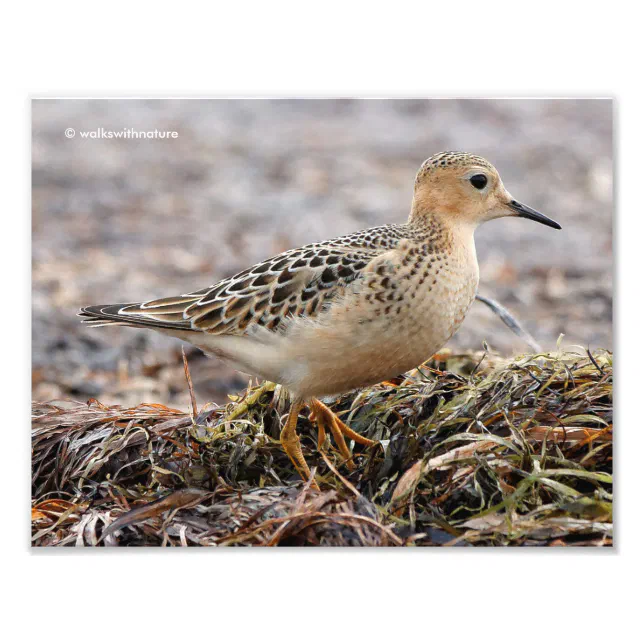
[32, 348, 612, 547]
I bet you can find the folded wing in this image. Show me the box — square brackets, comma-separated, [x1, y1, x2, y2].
[79, 224, 407, 335]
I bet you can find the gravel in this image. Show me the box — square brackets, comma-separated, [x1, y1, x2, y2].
[32, 99, 613, 406]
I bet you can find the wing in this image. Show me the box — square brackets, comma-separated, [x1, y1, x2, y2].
[79, 224, 409, 335]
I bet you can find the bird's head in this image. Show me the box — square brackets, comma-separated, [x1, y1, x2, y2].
[410, 151, 561, 231]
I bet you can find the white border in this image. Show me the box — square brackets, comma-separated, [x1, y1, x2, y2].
[5, 1, 640, 641]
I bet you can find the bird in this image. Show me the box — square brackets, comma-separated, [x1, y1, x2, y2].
[79, 151, 561, 489]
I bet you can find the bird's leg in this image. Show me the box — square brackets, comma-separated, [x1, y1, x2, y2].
[280, 398, 320, 491]
[310, 404, 355, 469]
[310, 398, 376, 446]
[309, 398, 377, 470]
[309, 409, 327, 450]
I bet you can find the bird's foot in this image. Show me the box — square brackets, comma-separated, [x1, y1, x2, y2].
[308, 398, 376, 471]
[280, 399, 320, 491]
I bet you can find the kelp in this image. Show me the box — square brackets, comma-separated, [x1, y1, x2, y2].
[32, 347, 612, 547]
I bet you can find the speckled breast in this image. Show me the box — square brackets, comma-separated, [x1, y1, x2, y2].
[386, 234, 479, 366]
[277, 229, 480, 398]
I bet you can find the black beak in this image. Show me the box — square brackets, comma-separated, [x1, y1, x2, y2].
[509, 200, 561, 230]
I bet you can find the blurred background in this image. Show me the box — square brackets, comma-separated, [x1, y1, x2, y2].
[32, 99, 613, 408]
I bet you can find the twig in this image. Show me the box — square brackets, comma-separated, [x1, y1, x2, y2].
[319, 451, 361, 498]
[475, 294, 542, 352]
[181, 346, 198, 420]
[587, 347, 605, 375]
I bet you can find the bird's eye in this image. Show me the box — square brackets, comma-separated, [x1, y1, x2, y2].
[470, 174, 488, 190]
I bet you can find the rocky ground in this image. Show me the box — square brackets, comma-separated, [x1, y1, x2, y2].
[32, 99, 613, 408]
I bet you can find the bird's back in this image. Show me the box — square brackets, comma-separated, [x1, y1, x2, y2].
[79, 223, 411, 336]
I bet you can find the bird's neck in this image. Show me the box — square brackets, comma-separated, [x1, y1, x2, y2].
[406, 208, 476, 246]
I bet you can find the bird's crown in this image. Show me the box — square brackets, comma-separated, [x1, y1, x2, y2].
[415, 151, 494, 186]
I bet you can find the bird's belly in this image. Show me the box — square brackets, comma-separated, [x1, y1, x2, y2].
[278, 267, 478, 398]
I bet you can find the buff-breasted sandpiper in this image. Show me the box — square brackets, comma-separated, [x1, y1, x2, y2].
[80, 151, 561, 488]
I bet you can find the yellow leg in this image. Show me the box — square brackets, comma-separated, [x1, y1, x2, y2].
[311, 406, 355, 469]
[280, 398, 320, 491]
[309, 398, 377, 470]
[310, 409, 327, 450]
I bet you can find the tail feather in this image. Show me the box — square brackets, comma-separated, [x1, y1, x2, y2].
[78, 301, 195, 331]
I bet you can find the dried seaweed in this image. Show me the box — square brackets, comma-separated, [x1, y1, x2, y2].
[32, 348, 612, 547]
